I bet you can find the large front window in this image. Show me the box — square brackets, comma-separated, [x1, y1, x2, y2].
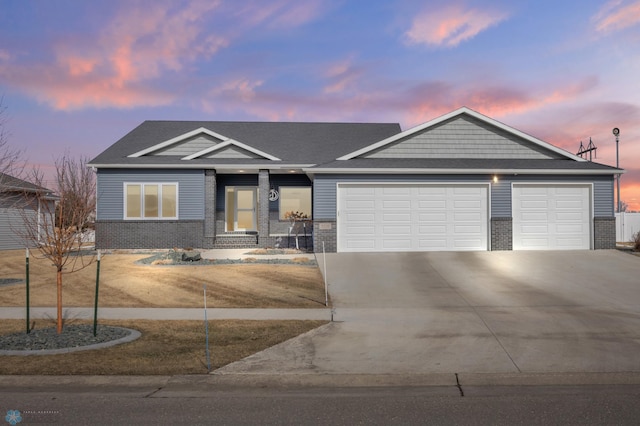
[279, 187, 311, 220]
[124, 183, 178, 219]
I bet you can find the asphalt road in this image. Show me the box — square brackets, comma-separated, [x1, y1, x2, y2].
[2, 382, 640, 425]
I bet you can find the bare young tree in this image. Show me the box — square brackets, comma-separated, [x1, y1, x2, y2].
[19, 154, 97, 334]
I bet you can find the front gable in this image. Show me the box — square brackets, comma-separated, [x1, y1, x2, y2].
[338, 107, 583, 162]
[128, 127, 281, 161]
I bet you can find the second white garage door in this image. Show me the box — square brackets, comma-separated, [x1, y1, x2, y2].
[337, 183, 488, 252]
[512, 184, 592, 250]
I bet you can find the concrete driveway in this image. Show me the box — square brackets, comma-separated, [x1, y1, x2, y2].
[216, 250, 640, 376]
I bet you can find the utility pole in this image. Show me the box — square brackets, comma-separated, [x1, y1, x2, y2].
[613, 128, 620, 212]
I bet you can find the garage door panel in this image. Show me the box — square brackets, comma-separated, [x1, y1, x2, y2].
[346, 212, 375, 221]
[521, 211, 548, 220]
[513, 184, 591, 250]
[383, 225, 411, 235]
[520, 200, 548, 209]
[419, 225, 447, 234]
[454, 199, 482, 209]
[557, 200, 585, 209]
[418, 239, 447, 249]
[338, 184, 488, 252]
[345, 200, 375, 209]
[419, 212, 447, 222]
[382, 239, 413, 250]
[417, 187, 446, 196]
[522, 225, 549, 233]
[454, 238, 485, 249]
[383, 200, 411, 209]
[418, 200, 446, 209]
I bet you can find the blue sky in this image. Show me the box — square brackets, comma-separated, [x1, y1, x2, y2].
[1, 0, 639, 209]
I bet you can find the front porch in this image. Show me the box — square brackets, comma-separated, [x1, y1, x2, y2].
[206, 169, 313, 250]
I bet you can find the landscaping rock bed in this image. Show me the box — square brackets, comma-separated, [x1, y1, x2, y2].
[137, 250, 316, 266]
[0, 324, 132, 352]
[0, 278, 23, 287]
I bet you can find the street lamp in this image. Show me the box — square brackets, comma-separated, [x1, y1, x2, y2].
[613, 127, 620, 212]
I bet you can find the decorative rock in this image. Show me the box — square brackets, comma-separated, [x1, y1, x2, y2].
[181, 252, 201, 262]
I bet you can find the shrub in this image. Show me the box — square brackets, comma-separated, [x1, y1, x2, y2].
[633, 231, 640, 252]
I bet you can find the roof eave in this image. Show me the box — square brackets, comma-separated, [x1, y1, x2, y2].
[304, 167, 624, 175]
[88, 163, 316, 170]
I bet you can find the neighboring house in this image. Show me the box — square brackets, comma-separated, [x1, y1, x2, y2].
[0, 173, 56, 250]
[88, 107, 622, 252]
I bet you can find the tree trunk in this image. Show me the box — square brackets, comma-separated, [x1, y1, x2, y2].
[56, 268, 63, 334]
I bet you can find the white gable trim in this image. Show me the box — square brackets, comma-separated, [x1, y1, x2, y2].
[128, 127, 228, 158]
[337, 107, 586, 162]
[182, 139, 281, 161]
[128, 127, 280, 161]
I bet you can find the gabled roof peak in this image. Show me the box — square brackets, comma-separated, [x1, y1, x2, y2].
[337, 107, 586, 162]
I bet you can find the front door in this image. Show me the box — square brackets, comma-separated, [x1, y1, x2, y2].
[226, 187, 257, 231]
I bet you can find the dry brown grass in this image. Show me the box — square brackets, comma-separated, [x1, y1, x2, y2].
[0, 319, 325, 375]
[0, 249, 326, 308]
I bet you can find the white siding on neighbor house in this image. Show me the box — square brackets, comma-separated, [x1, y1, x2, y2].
[337, 183, 489, 252]
[97, 169, 204, 220]
[0, 208, 35, 250]
[363, 116, 564, 160]
[152, 134, 222, 156]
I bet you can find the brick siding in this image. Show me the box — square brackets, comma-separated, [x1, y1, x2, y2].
[491, 217, 512, 251]
[594, 216, 616, 249]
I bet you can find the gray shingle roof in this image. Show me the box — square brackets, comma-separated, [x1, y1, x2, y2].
[89, 121, 402, 166]
[0, 173, 53, 193]
[88, 119, 621, 174]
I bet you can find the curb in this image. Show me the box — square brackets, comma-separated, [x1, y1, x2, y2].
[0, 327, 141, 356]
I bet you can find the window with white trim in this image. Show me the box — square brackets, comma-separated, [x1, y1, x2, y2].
[279, 187, 311, 220]
[124, 183, 178, 219]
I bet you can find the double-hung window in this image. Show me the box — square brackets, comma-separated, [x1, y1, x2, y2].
[124, 183, 178, 219]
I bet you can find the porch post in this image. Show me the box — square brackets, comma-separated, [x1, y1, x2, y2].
[258, 169, 270, 247]
[204, 169, 216, 248]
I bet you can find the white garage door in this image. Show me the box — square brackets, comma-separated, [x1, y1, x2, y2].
[512, 184, 591, 250]
[337, 184, 488, 252]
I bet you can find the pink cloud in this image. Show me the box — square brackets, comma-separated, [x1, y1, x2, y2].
[405, 5, 509, 47]
[323, 57, 365, 94]
[1, 1, 226, 110]
[593, 0, 640, 33]
[230, 0, 327, 29]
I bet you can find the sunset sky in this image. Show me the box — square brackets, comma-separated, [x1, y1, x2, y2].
[1, 0, 639, 210]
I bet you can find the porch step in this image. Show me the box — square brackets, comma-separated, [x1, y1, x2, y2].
[213, 233, 259, 248]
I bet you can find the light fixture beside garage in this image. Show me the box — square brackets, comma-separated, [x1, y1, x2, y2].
[493, 175, 498, 183]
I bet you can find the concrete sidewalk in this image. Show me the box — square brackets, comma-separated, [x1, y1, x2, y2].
[0, 307, 331, 321]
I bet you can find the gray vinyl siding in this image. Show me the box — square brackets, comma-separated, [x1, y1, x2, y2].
[314, 174, 615, 220]
[364, 116, 563, 160]
[97, 169, 204, 220]
[205, 146, 262, 159]
[153, 134, 222, 156]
